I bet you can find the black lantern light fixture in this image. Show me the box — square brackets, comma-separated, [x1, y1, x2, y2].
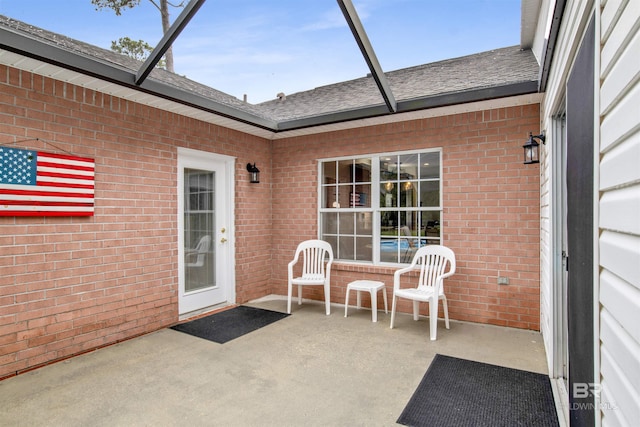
[246, 162, 260, 183]
[523, 132, 546, 164]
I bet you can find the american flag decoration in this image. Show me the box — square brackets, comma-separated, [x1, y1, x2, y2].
[0, 146, 95, 216]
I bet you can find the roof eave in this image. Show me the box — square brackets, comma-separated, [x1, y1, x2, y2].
[276, 104, 391, 131]
[538, 0, 567, 92]
[0, 23, 540, 135]
[398, 81, 539, 112]
[0, 26, 278, 131]
[276, 81, 539, 132]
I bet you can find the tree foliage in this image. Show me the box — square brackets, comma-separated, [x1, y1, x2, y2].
[91, 0, 185, 72]
[110, 37, 166, 68]
[91, 0, 142, 16]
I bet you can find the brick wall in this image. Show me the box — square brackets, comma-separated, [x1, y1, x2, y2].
[0, 63, 540, 379]
[0, 66, 271, 378]
[272, 105, 541, 330]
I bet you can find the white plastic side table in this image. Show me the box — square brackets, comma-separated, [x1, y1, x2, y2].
[344, 280, 388, 322]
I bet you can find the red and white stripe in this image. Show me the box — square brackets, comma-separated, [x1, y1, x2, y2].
[0, 152, 95, 216]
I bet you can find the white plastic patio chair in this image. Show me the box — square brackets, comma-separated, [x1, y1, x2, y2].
[390, 245, 456, 340]
[186, 235, 211, 267]
[287, 239, 334, 315]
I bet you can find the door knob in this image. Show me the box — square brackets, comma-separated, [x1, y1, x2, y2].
[220, 237, 227, 243]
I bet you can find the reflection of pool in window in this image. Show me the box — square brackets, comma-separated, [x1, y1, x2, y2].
[380, 239, 427, 251]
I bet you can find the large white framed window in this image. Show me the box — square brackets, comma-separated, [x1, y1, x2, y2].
[319, 149, 442, 264]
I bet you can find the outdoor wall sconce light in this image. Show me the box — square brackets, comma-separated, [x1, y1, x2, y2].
[523, 132, 546, 164]
[246, 163, 260, 183]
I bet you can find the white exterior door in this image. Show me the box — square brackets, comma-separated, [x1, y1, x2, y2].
[177, 148, 235, 315]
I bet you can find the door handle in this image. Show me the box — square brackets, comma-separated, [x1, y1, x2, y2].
[220, 237, 227, 243]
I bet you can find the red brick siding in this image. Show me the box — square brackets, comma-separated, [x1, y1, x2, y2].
[0, 63, 540, 379]
[272, 106, 541, 330]
[0, 66, 271, 378]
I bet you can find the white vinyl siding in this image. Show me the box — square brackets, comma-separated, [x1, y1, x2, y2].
[598, 0, 640, 425]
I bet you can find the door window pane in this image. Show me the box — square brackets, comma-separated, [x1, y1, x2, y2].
[184, 169, 215, 292]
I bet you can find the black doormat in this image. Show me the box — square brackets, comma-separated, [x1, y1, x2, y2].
[397, 354, 559, 427]
[170, 306, 289, 344]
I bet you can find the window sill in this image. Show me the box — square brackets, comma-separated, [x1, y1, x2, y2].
[332, 261, 401, 276]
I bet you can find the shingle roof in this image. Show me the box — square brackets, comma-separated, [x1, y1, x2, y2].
[0, 15, 539, 130]
[0, 15, 271, 121]
[258, 46, 539, 121]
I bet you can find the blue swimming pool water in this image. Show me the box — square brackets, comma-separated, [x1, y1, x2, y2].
[380, 239, 426, 251]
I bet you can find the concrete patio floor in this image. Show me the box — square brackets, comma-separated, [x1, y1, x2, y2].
[0, 297, 553, 426]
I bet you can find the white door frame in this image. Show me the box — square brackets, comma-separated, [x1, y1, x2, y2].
[177, 147, 235, 315]
[551, 112, 569, 413]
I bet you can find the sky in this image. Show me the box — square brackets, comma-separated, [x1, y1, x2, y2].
[0, 0, 521, 104]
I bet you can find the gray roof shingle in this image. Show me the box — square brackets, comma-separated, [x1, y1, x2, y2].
[0, 15, 272, 121]
[1, 15, 539, 128]
[258, 46, 539, 121]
